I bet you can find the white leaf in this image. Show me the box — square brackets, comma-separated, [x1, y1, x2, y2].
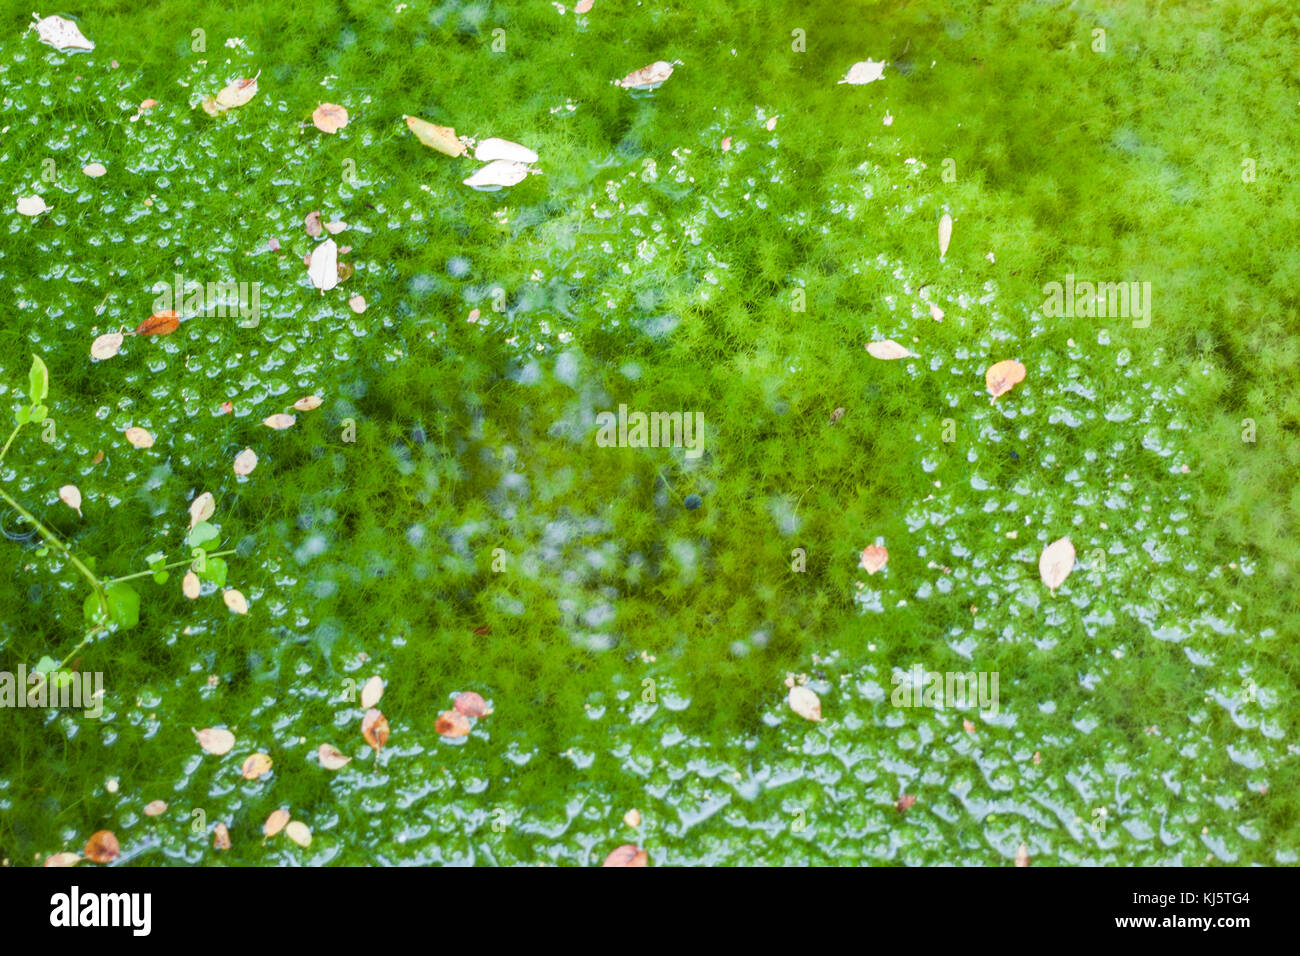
[839, 60, 886, 85]
[938, 213, 953, 259]
[263, 413, 296, 430]
[348, 295, 367, 314]
[193, 726, 235, 755]
[788, 685, 823, 722]
[31, 13, 94, 51]
[474, 137, 539, 164]
[318, 743, 351, 770]
[189, 491, 215, 528]
[124, 426, 154, 449]
[865, 339, 915, 360]
[82, 163, 107, 178]
[1039, 537, 1076, 591]
[463, 160, 533, 190]
[232, 447, 258, 476]
[360, 675, 383, 709]
[308, 238, 339, 291]
[17, 196, 49, 216]
[90, 332, 123, 360]
[58, 484, 82, 516]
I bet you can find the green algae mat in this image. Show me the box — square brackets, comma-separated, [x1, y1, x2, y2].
[0, 0, 1297, 867]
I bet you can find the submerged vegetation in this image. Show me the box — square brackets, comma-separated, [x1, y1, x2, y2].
[0, 0, 1297, 866]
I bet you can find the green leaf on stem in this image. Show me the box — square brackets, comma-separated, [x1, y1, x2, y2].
[29, 355, 48, 404]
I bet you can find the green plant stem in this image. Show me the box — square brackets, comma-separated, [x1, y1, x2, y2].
[103, 549, 237, 586]
[0, 421, 22, 467]
[0, 485, 104, 605]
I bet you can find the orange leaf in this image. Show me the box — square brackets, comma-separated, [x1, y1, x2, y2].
[361, 708, 389, 752]
[213, 823, 231, 850]
[454, 691, 491, 717]
[601, 844, 649, 867]
[83, 830, 120, 864]
[241, 753, 273, 779]
[135, 311, 180, 337]
[264, 808, 290, 838]
[985, 359, 1026, 400]
[859, 545, 888, 574]
[435, 710, 471, 738]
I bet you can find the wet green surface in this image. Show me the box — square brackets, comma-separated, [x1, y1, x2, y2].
[0, 0, 1297, 865]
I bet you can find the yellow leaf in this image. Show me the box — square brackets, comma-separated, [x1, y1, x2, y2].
[318, 743, 352, 770]
[865, 339, 914, 360]
[286, 821, 312, 848]
[1039, 537, 1076, 591]
[223, 589, 249, 615]
[293, 395, 322, 412]
[213, 72, 259, 111]
[241, 753, 273, 780]
[193, 726, 236, 755]
[312, 102, 349, 134]
[124, 426, 154, 449]
[143, 799, 167, 817]
[182, 571, 200, 600]
[360, 675, 383, 709]
[403, 115, 465, 157]
[788, 685, 823, 722]
[263, 808, 290, 838]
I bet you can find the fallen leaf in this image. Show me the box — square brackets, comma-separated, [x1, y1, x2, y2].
[263, 413, 295, 430]
[829, 407, 845, 425]
[212, 73, 259, 111]
[312, 102, 349, 134]
[859, 544, 888, 574]
[233, 447, 257, 476]
[31, 13, 95, 51]
[360, 675, 383, 709]
[220, 400, 234, 414]
[223, 589, 249, 615]
[788, 685, 823, 722]
[83, 830, 119, 864]
[182, 571, 200, 600]
[143, 800, 167, 817]
[866, 339, 915, 360]
[17, 195, 49, 216]
[839, 59, 886, 85]
[929, 303, 945, 322]
[454, 691, 491, 717]
[293, 395, 322, 412]
[963, 718, 976, 733]
[575, 0, 594, 12]
[622, 808, 641, 827]
[348, 294, 367, 313]
[308, 238, 339, 290]
[463, 160, 533, 190]
[616, 60, 675, 90]
[189, 491, 215, 528]
[1015, 843, 1031, 867]
[263, 808, 290, 838]
[90, 331, 124, 360]
[436, 710, 471, 738]
[44, 852, 81, 867]
[895, 794, 917, 813]
[474, 137, 539, 164]
[324, 220, 347, 235]
[213, 823, 231, 850]
[361, 708, 389, 752]
[59, 485, 82, 516]
[1033, 751, 1042, 765]
[1039, 537, 1076, 592]
[194, 726, 236, 755]
[938, 213, 953, 259]
[720, 136, 732, 152]
[139, 99, 157, 111]
[318, 743, 351, 770]
[336, 261, 354, 282]
[403, 115, 465, 157]
[304, 210, 322, 238]
[285, 821, 312, 848]
[82, 163, 107, 178]
[985, 359, 1026, 399]
[241, 753, 273, 779]
[601, 844, 648, 867]
[765, 115, 779, 131]
[124, 426, 154, 449]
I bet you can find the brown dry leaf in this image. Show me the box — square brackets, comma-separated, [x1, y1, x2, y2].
[263, 413, 296, 430]
[189, 491, 215, 528]
[241, 753, 273, 780]
[44, 851, 81, 867]
[143, 800, 167, 817]
[865, 339, 915, 360]
[403, 115, 466, 157]
[359, 675, 383, 709]
[135, 310, 180, 337]
[83, 830, 120, 864]
[182, 571, 200, 600]
[1015, 843, 1031, 867]
[616, 60, 675, 90]
[601, 844, 648, 867]
[348, 295, 367, 314]
[292, 395, 322, 412]
[435, 710, 471, 738]
[304, 210, 323, 238]
[361, 708, 389, 752]
[318, 743, 352, 770]
[193, 726, 236, 755]
[312, 102, 349, 134]
[83, 163, 107, 178]
[263, 808, 290, 838]
[622, 808, 641, 827]
[859, 544, 888, 574]
[454, 691, 491, 717]
[124, 426, 154, 449]
[1038, 537, 1076, 592]
[985, 359, 1026, 400]
[233, 447, 258, 476]
[59, 485, 83, 517]
[223, 589, 249, 615]
[829, 407, 846, 425]
[285, 821, 312, 848]
[90, 331, 124, 360]
[213, 823, 231, 850]
[788, 685, 823, 722]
